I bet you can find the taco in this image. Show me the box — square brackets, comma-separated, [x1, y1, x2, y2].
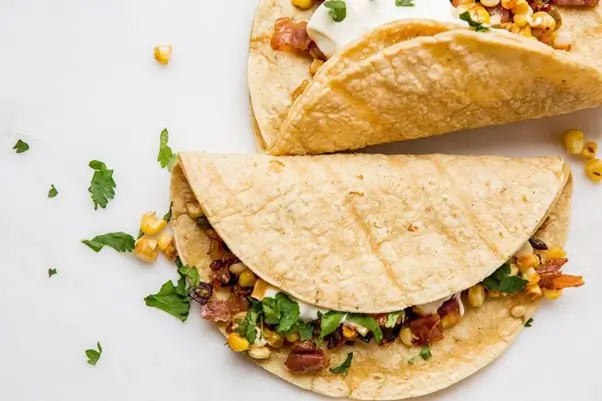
[248, 0, 602, 155]
[170, 152, 583, 399]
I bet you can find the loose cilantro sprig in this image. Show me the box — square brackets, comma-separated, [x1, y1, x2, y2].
[324, 0, 347, 22]
[459, 11, 489, 32]
[408, 345, 432, 364]
[318, 312, 346, 345]
[88, 160, 116, 209]
[396, 0, 415, 6]
[524, 318, 534, 328]
[163, 202, 173, 223]
[345, 314, 383, 344]
[157, 129, 177, 171]
[85, 342, 103, 366]
[482, 263, 528, 293]
[48, 268, 57, 278]
[385, 311, 404, 328]
[82, 232, 135, 253]
[48, 184, 58, 198]
[145, 259, 198, 322]
[329, 352, 353, 375]
[12, 139, 29, 153]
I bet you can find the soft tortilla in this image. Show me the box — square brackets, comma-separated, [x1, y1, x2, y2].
[171, 161, 572, 400]
[248, 0, 602, 155]
[177, 152, 569, 313]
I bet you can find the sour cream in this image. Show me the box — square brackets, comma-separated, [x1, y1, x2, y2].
[307, 0, 463, 58]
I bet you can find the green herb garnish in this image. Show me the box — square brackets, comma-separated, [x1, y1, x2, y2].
[178, 264, 200, 290]
[163, 202, 173, 223]
[324, 0, 347, 22]
[82, 232, 135, 253]
[85, 342, 103, 366]
[47, 184, 58, 198]
[482, 263, 528, 293]
[240, 300, 262, 343]
[157, 128, 177, 171]
[459, 11, 489, 32]
[318, 311, 346, 345]
[296, 321, 315, 341]
[88, 160, 116, 210]
[524, 318, 534, 328]
[385, 311, 404, 328]
[345, 314, 383, 344]
[48, 268, 57, 278]
[274, 293, 300, 333]
[419, 345, 432, 360]
[396, 0, 415, 6]
[329, 352, 353, 375]
[144, 279, 190, 322]
[13, 139, 29, 153]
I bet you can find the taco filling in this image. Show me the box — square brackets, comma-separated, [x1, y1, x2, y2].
[190, 215, 583, 374]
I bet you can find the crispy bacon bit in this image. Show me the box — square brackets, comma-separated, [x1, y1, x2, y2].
[200, 300, 231, 322]
[271, 18, 312, 53]
[228, 292, 249, 315]
[550, 0, 598, 6]
[211, 267, 231, 287]
[528, 0, 552, 11]
[189, 282, 213, 305]
[308, 42, 326, 61]
[539, 274, 585, 290]
[410, 314, 444, 346]
[285, 341, 327, 374]
[536, 258, 568, 275]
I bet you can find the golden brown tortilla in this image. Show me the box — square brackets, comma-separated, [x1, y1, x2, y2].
[248, 0, 602, 155]
[170, 160, 572, 400]
[177, 152, 569, 313]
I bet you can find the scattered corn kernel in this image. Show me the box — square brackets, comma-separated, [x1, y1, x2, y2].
[523, 267, 541, 286]
[342, 325, 358, 339]
[291, 79, 309, 101]
[510, 305, 527, 318]
[552, 30, 573, 51]
[400, 327, 414, 346]
[157, 234, 172, 252]
[530, 11, 556, 30]
[248, 345, 271, 360]
[525, 284, 543, 300]
[286, 332, 300, 343]
[309, 58, 324, 75]
[488, 290, 501, 298]
[510, 263, 520, 276]
[480, 0, 501, 6]
[513, 13, 531, 28]
[468, 284, 486, 307]
[543, 289, 563, 300]
[239, 269, 257, 288]
[262, 329, 283, 348]
[442, 313, 461, 329]
[228, 333, 250, 352]
[140, 212, 168, 235]
[134, 238, 159, 263]
[582, 141, 598, 160]
[470, 4, 490, 24]
[154, 45, 172, 65]
[585, 159, 602, 183]
[500, 22, 515, 31]
[185, 202, 204, 219]
[157, 234, 177, 261]
[547, 246, 567, 260]
[563, 129, 585, 155]
[512, 0, 531, 15]
[460, 0, 476, 6]
[292, 0, 314, 9]
[517, 254, 540, 272]
[229, 262, 247, 275]
[501, 0, 517, 9]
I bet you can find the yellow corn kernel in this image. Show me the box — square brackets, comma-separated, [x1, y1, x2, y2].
[525, 284, 543, 301]
[543, 289, 563, 300]
[342, 325, 358, 339]
[310, 58, 324, 76]
[441, 313, 461, 329]
[262, 329, 284, 349]
[157, 234, 172, 252]
[510, 305, 526, 318]
[585, 159, 602, 183]
[523, 267, 541, 286]
[228, 333, 250, 352]
[519, 25, 533, 37]
[530, 11, 556, 30]
[510, 263, 520, 276]
[552, 30, 573, 51]
[468, 284, 486, 307]
[480, 0, 500, 6]
[185, 202, 204, 219]
[248, 345, 271, 360]
[488, 290, 501, 298]
[291, 79, 309, 101]
[239, 269, 257, 288]
[501, 0, 517, 9]
[229, 262, 247, 275]
[134, 237, 159, 263]
[512, 0, 531, 15]
[460, 0, 476, 6]
[157, 234, 177, 261]
[563, 129, 585, 155]
[500, 22, 515, 32]
[400, 328, 414, 347]
[286, 332, 300, 343]
[513, 13, 531, 28]
[470, 4, 490, 24]
[517, 254, 540, 273]
[292, 0, 314, 9]
[140, 212, 168, 235]
[582, 141, 598, 160]
[547, 246, 567, 260]
[154, 45, 172, 65]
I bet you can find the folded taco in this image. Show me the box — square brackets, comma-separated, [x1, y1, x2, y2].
[249, 0, 602, 155]
[170, 152, 583, 399]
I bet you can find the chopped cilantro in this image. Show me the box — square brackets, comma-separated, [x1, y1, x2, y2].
[262, 297, 281, 325]
[274, 293, 300, 333]
[329, 352, 353, 375]
[157, 128, 177, 171]
[85, 342, 103, 366]
[177, 264, 200, 291]
[88, 160, 116, 210]
[137, 229, 144, 239]
[408, 356, 418, 365]
[144, 279, 190, 322]
[483, 263, 528, 293]
[459, 11, 489, 32]
[345, 314, 383, 344]
[163, 202, 173, 223]
[318, 311, 346, 345]
[47, 184, 58, 198]
[385, 311, 404, 328]
[81, 232, 135, 253]
[324, 0, 347, 22]
[12, 139, 29, 153]
[48, 268, 57, 278]
[419, 345, 432, 361]
[524, 318, 534, 328]
[240, 300, 262, 343]
[296, 321, 315, 341]
[395, 0, 415, 6]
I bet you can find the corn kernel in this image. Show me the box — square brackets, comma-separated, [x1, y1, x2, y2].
[517, 254, 540, 272]
[523, 267, 541, 286]
[512, 0, 531, 15]
[185, 202, 204, 219]
[157, 234, 172, 252]
[468, 284, 486, 307]
[309, 58, 324, 76]
[470, 4, 490, 24]
[519, 25, 533, 37]
[460, 0, 476, 6]
[530, 12, 556, 30]
[342, 325, 358, 339]
[134, 238, 159, 263]
[510, 305, 526, 318]
[228, 333, 249, 352]
[292, 0, 314, 9]
[286, 332, 300, 343]
[400, 328, 414, 346]
[582, 141, 598, 160]
[229, 262, 247, 275]
[547, 246, 567, 260]
[513, 13, 530, 28]
[262, 329, 283, 348]
[585, 159, 602, 183]
[510, 263, 520, 276]
[157, 234, 177, 261]
[501, 0, 517, 9]
[154, 45, 172, 65]
[239, 269, 257, 288]
[248, 345, 271, 359]
[291, 80, 309, 101]
[525, 284, 543, 300]
[480, 0, 500, 6]
[563, 129, 585, 155]
[488, 290, 501, 298]
[552, 31, 573, 51]
[140, 212, 168, 235]
[441, 313, 461, 329]
[543, 289, 563, 300]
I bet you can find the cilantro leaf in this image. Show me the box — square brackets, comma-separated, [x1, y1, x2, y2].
[178, 264, 200, 291]
[345, 314, 383, 344]
[396, 0, 415, 6]
[242, 301, 262, 343]
[48, 268, 57, 278]
[48, 184, 58, 198]
[296, 321, 315, 341]
[324, 0, 347, 22]
[385, 311, 404, 328]
[88, 160, 116, 210]
[408, 356, 418, 365]
[158, 128, 177, 171]
[524, 318, 534, 328]
[85, 342, 103, 366]
[144, 280, 191, 322]
[419, 345, 432, 361]
[483, 263, 528, 293]
[318, 312, 346, 345]
[81, 232, 135, 253]
[262, 297, 281, 325]
[459, 11, 489, 32]
[275, 293, 300, 333]
[137, 229, 144, 239]
[13, 139, 29, 153]
[499, 275, 529, 293]
[329, 352, 353, 375]
[163, 202, 173, 223]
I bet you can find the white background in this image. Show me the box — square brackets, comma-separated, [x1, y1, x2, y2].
[0, 1, 600, 400]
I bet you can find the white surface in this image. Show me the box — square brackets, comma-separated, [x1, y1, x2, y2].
[0, 1, 600, 401]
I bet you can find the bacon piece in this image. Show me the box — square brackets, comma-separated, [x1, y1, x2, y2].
[536, 258, 568, 275]
[539, 274, 585, 290]
[438, 298, 461, 329]
[200, 300, 231, 322]
[488, 5, 512, 23]
[285, 341, 327, 374]
[271, 18, 312, 53]
[189, 282, 213, 305]
[228, 293, 249, 315]
[550, 0, 598, 5]
[409, 314, 444, 346]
